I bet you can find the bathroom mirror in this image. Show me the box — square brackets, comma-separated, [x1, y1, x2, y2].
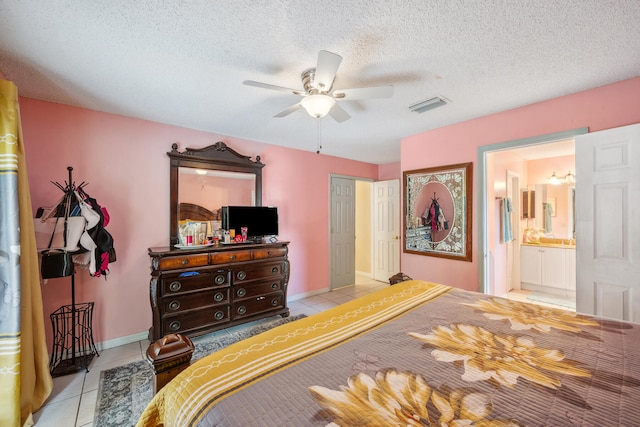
[522, 182, 575, 239]
[168, 142, 264, 246]
[545, 183, 575, 239]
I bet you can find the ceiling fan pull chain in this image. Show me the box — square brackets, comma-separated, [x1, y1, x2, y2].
[316, 118, 323, 154]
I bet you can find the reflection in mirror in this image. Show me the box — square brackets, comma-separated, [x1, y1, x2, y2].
[178, 168, 256, 212]
[522, 182, 575, 240]
[521, 188, 535, 219]
[542, 183, 574, 239]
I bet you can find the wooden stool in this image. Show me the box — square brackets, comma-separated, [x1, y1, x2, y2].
[146, 333, 194, 394]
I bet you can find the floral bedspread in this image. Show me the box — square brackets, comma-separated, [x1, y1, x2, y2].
[137, 280, 640, 426]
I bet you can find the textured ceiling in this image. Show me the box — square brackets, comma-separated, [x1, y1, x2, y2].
[1, 1, 639, 164]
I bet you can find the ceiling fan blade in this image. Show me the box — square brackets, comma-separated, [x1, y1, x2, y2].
[274, 102, 303, 118]
[333, 86, 394, 100]
[328, 103, 351, 123]
[243, 80, 305, 96]
[314, 50, 342, 91]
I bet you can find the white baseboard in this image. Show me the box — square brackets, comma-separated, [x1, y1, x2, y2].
[356, 270, 373, 278]
[95, 331, 150, 351]
[288, 288, 329, 302]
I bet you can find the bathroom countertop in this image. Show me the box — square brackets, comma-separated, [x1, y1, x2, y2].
[521, 242, 576, 249]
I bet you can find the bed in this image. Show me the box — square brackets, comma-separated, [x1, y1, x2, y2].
[136, 280, 640, 426]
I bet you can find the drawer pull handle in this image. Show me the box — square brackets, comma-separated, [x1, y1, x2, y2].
[271, 267, 279, 273]
[214, 292, 225, 302]
[237, 288, 246, 297]
[182, 259, 188, 265]
[237, 271, 247, 280]
[169, 281, 182, 292]
[169, 301, 180, 311]
[271, 298, 279, 306]
[267, 251, 272, 256]
[257, 296, 265, 301]
[271, 283, 278, 290]
[229, 255, 236, 260]
[214, 310, 225, 320]
[215, 275, 226, 285]
[237, 306, 247, 315]
[169, 321, 181, 331]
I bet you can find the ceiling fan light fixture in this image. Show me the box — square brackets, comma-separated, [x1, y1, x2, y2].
[301, 94, 336, 118]
[409, 96, 448, 113]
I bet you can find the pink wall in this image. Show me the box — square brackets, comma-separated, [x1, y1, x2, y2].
[401, 76, 640, 292]
[378, 161, 400, 181]
[19, 98, 377, 347]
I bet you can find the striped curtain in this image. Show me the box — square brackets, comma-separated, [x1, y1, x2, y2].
[0, 79, 52, 426]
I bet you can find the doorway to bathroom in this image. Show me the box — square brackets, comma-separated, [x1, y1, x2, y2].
[478, 128, 585, 311]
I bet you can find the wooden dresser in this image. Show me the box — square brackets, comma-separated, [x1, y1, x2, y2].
[148, 241, 290, 341]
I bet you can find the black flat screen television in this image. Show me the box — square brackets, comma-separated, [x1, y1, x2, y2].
[221, 206, 279, 240]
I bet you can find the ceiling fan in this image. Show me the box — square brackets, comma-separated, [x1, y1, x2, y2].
[243, 50, 393, 122]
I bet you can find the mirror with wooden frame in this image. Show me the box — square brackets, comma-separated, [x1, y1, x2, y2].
[168, 142, 264, 246]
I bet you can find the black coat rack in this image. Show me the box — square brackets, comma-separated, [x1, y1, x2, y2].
[48, 166, 99, 376]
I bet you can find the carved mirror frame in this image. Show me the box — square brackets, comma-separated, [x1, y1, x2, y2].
[168, 141, 264, 246]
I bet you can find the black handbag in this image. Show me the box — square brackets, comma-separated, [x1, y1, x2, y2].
[41, 250, 74, 278]
[41, 193, 75, 279]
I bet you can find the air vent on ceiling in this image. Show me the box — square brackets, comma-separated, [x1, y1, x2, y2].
[409, 96, 449, 113]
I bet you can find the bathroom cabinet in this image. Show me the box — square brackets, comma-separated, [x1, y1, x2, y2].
[520, 244, 575, 292]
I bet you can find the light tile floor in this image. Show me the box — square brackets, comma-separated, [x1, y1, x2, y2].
[33, 274, 388, 427]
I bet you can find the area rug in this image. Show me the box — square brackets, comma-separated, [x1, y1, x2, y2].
[94, 314, 306, 427]
[526, 292, 576, 309]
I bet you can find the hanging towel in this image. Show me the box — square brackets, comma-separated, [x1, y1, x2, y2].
[544, 202, 553, 233]
[502, 197, 514, 243]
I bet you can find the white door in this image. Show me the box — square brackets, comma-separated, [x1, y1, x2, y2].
[373, 179, 400, 282]
[330, 176, 356, 289]
[575, 123, 640, 322]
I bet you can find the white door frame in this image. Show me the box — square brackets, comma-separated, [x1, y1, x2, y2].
[505, 170, 520, 291]
[477, 128, 588, 294]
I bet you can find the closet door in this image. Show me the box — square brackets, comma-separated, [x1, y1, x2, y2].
[330, 176, 356, 289]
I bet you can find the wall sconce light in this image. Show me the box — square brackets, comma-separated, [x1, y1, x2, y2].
[548, 171, 576, 185]
[564, 170, 575, 184]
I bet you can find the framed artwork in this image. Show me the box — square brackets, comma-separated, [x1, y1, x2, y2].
[403, 162, 472, 261]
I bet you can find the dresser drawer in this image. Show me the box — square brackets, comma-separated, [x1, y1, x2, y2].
[162, 307, 230, 335]
[232, 261, 284, 283]
[232, 292, 284, 319]
[161, 270, 230, 295]
[233, 280, 283, 300]
[158, 253, 209, 270]
[210, 249, 252, 264]
[162, 289, 230, 313]
[252, 246, 287, 260]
